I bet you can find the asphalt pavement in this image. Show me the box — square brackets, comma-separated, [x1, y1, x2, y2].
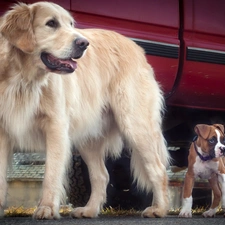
[1, 215, 225, 225]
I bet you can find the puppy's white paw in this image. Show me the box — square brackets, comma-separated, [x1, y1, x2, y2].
[71, 206, 99, 218]
[178, 209, 192, 218]
[202, 208, 216, 218]
[179, 196, 193, 218]
[33, 206, 60, 220]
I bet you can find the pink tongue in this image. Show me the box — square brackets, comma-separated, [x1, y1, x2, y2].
[71, 60, 77, 70]
[59, 58, 77, 70]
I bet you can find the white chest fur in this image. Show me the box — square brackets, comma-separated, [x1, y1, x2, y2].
[0, 79, 45, 151]
[193, 157, 219, 179]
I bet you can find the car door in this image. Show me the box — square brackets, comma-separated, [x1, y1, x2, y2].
[167, 0, 225, 110]
[70, 0, 180, 96]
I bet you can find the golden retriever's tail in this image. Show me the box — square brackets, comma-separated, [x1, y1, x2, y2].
[129, 124, 169, 192]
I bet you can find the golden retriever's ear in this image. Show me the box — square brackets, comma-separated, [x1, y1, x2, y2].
[0, 3, 36, 53]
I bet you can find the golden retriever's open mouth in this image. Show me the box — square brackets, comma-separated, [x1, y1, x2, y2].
[41, 52, 77, 73]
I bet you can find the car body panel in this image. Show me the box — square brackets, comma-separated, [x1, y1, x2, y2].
[71, 0, 180, 95]
[167, 0, 225, 110]
[1, 0, 225, 111]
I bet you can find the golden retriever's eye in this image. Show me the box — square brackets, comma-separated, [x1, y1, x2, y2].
[46, 19, 58, 28]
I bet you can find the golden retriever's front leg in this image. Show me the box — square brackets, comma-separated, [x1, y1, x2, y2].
[33, 124, 71, 220]
[71, 140, 109, 218]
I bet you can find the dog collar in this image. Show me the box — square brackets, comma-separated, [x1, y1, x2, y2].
[193, 137, 214, 161]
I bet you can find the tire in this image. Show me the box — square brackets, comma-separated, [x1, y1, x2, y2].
[67, 153, 91, 207]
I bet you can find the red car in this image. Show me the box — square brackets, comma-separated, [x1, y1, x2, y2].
[67, 0, 225, 150]
[1, 0, 224, 208]
[1, 0, 225, 142]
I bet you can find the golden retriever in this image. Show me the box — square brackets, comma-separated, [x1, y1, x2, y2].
[0, 1, 169, 219]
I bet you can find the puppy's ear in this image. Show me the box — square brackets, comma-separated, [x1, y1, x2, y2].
[213, 124, 224, 134]
[0, 3, 36, 53]
[194, 124, 211, 139]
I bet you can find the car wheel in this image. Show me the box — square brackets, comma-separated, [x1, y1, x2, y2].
[67, 153, 91, 207]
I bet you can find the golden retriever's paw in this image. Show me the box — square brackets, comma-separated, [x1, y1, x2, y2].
[142, 206, 167, 218]
[71, 206, 99, 218]
[33, 206, 60, 220]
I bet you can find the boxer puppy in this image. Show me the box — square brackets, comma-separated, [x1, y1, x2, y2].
[179, 124, 225, 218]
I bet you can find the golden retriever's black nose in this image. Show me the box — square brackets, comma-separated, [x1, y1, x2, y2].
[74, 37, 89, 51]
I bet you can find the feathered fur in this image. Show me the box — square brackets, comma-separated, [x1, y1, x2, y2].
[0, 2, 169, 219]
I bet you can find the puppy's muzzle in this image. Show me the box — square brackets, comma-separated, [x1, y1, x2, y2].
[219, 146, 225, 155]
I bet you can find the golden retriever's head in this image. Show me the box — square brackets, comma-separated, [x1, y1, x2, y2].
[0, 2, 89, 73]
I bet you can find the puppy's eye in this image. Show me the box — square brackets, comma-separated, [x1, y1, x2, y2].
[46, 19, 58, 28]
[208, 137, 216, 145]
[222, 137, 225, 144]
